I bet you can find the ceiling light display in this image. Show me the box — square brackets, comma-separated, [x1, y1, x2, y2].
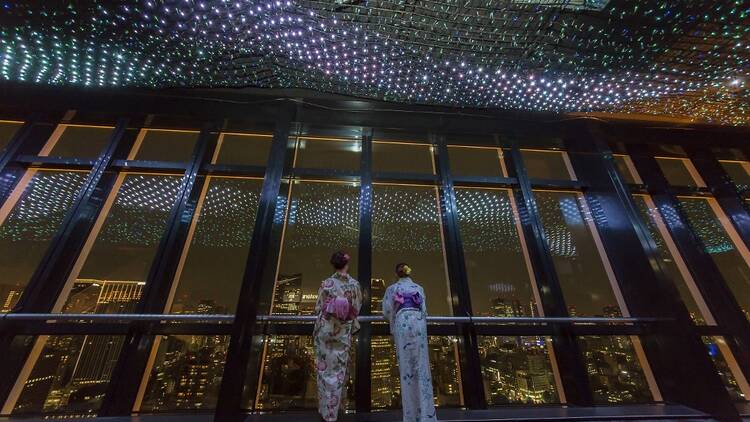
[0, 1, 748, 124]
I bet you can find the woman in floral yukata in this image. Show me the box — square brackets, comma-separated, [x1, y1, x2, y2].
[314, 251, 362, 421]
[382, 263, 437, 422]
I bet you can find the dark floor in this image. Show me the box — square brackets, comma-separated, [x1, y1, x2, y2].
[0, 404, 736, 422]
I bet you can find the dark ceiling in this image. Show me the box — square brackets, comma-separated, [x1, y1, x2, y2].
[1, 1, 748, 125]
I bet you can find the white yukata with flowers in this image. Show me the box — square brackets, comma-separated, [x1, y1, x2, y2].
[314, 272, 362, 422]
[383, 277, 438, 422]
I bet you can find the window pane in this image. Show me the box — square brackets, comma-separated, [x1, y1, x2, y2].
[656, 157, 702, 187]
[0, 170, 89, 312]
[372, 184, 451, 316]
[132, 130, 199, 162]
[632, 195, 707, 324]
[579, 336, 652, 404]
[169, 177, 262, 314]
[521, 150, 573, 180]
[295, 138, 360, 171]
[272, 181, 360, 315]
[373, 142, 434, 174]
[59, 174, 182, 313]
[448, 146, 505, 178]
[678, 197, 750, 320]
[214, 133, 272, 166]
[371, 336, 461, 409]
[44, 126, 112, 159]
[478, 336, 559, 404]
[255, 335, 355, 410]
[613, 155, 640, 185]
[0, 121, 22, 151]
[140, 335, 229, 411]
[719, 161, 750, 195]
[455, 188, 538, 317]
[12, 335, 124, 415]
[703, 336, 749, 401]
[535, 191, 622, 317]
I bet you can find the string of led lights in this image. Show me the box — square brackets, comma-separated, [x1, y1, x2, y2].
[0, 1, 747, 124]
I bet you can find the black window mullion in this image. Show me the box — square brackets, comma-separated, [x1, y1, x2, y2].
[566, 123, 741, 421]
[628, 142, 750, 393]
[0, 117, 58, 206]
[433, 134, 486, 409]
[506, 139, 593, 406]
[214, 106, 295, 419]
[99, 122, 219, 416]
[355, 128, 373, 412]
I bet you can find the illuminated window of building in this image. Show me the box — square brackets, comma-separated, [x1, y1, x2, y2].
[130, 129, 200, 162]
[677, 196, 750, 320]
[294, 137, 361, 171]
[0, 170, 89, 312]
[655, 157, 706, 188]
[478, 336, 560, 405]
[454, 187, 541, 317]
[371, 336, 462, 409]
[40, 125, 114, 159]
[702, 336, 750, 402]
[372, 141, 434, 174]
[270, 180, 360, 316]
[0, 120, 22, 151]
[448, 146, 507, 178]
[212, 132, 272, 166]
[138, 335, 230, 412]
[372, 183, 452, 316]
[520, 149, 576, 181]
[6, 335, 125, 415]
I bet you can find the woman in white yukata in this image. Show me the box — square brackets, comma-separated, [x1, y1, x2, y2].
[314, 251, 362, 422]
[382, 263, 437, 422]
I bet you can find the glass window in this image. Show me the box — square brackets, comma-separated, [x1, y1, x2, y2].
[719, 160, 750, 196]
[455, 188, 539, 317]
[521, 150, 575, 181]
[613, 154, 642, 185]
[294, 137, 360, 171]
[213, 133, 272, 166]
[703, 336, 750, 401]
[478, 336, 559, 404]
[168, 177, 263, 314]
[254, 335, 355, 410]
[0, 170, 89, 312]
[0, 120, 22, 151]
[372, 184, 451, 316]
[372, 142, 434, 174]
[139, 335, 230, 411]
[131, 130, 199, 162]
[677, 197, 750, 320]
[579, 336, 654, 404]
[57, 174, 182, 314]
[448, 146, 506, 178]
[371, 336, 462, 409]
[535, 191, 623, 317]
[632, 195, 711, 324]
[42, 125, 113, 159]
[10, 335, 124, 415]
[656, 157, 705, 188]
[271, 181, 360, 315]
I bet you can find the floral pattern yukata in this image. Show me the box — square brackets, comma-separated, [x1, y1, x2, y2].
[383, 277, 437, 422]
[314, 272, 362, 421]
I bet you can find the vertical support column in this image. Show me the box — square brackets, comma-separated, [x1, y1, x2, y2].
[355, 128, 373, 412]
[433, 135, 486, 408]
[0, 118, 133, 408]
[506, 139, 593, 406]
[214, 105, 294, 421]
[99, 123, 219, 415]
[628, 143, 750, 384]
[567, 122, 740, 421]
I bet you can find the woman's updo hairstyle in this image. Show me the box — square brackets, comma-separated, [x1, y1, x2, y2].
[395, 262, 412, 278]
[330, 251, 350, 270]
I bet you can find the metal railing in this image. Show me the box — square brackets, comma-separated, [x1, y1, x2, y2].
[0, 313, 662, 324]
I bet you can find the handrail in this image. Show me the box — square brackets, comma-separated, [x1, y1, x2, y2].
[0, 313, 663, 324]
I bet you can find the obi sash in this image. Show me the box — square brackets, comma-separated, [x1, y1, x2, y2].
[394, 291, 422, 313]
[324, 296, 358, 321]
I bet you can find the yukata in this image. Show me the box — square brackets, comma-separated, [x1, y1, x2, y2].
[383, 277, 437, 422]
[314, 272, 362, 421]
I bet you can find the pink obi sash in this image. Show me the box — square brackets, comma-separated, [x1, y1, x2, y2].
[325, 296, 358, 321]
[394, 291, 422, 313]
